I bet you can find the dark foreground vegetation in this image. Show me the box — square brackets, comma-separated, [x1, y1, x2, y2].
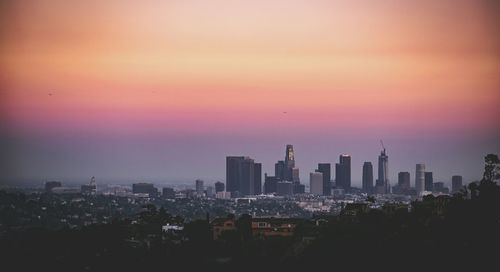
[1, 155, 499, 271]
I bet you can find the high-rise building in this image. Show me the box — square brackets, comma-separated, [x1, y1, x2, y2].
[362, 162, 373, 194]
[277, 181, 294, 196]
[226, 156, 245, 194]
[376, 148, 389, 194]
[285, 144, 295, 180]
[292, 168, 300, 183]
[317, 163, 331, 195]
[415, 164, 425, 196]
[276, 144, 304, 194]
[132, 183, 158, 197]
[275, 160, 286, 180]
[452, 175, 463, 194]
[336, 154, 351, 190]
[226, 156, 261, 196]
[285, 144, 295, 164]
[398, 172, 411, 192]
[254, 163, 262, 195]
[206, 186, 215, 198]
[196, 179, 204, 196]
[240, 158, 255, 196]
[293, 182, 305, 194]
[215, 181, 225, 193]
[424, 172, 433, 192]
[310, 172, 323, 195]
[264, 174, 279, 194]
[162, 187, 175, 199]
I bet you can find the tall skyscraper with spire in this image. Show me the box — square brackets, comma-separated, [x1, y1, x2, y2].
[376, 147, 389, 194]
[284, 144, 295, 181]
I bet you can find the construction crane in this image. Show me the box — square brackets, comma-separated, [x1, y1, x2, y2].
[380, 140, 386, 153]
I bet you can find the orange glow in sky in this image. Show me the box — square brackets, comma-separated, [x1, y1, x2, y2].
[0, 0, 499, 182]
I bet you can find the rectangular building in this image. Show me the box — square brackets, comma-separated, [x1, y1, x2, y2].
[317, 163, 331, 195]
[226, 156, 261, 197]
[310, 172, 323, 195]
[452, 175, 463, 193]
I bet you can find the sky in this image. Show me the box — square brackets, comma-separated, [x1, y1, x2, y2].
[1, 0, 499, 187]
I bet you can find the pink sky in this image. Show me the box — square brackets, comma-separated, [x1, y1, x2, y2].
[0, 0, 499, 184]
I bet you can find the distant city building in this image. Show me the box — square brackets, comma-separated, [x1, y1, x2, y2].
[398, 172, 411, 193]
[226, 156, 245, 195]
[425, 172, 434, 192]
[362, 162, 373, 194]
[254, 163, 262, 195]
[415, 164, 425, 196]
[433, 182, 449, 194]
[276, 181, 294, 196]
[292, 168, 300, 183]
[52, 187, 81, 194]
[332, 188, 345, 197]
[215, 181, 225, 193]
[275, 144, 304, 194]
[240, 158, 255, 195]
[132, 183, 158, 197]
[310, 172, 323, 195]
[376, 148, 389, 194]
[451, 175, 463, 194]
[336, 154, 351, 190]
[215, 191, 231, 199]
[81, 176, 97, 195]
[206, 186, 215, 198]
[162, 187, 175, 199]
[293, 182, 305, 194]
[284, 144, 296, 180]
[226, 156, 261, 196]
[275, 160, 286, 180]
[195, 179, 204, 196]
[264, 174, 279, 194]
[317, 163, 332, 196]
[45, 181, 62, 192]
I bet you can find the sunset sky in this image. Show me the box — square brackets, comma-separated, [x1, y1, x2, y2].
[1, 0, 499, 186]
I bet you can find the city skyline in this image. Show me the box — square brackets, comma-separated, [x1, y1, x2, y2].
[1, 0, 499, 186]
[0, 140, 495, 187]
[0, 1, 499, 270]
[4, 142, 480, 192]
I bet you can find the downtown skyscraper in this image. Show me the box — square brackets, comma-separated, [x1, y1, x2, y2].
[226, 156, 262, 196]
[362, 162, 373, 194]
[398, 171, 411, 193]
[452, 175, 463, 194]
[317, 163, 331, 195]
[335, 154, 351, 190]
[284, 144, 295, 181]
[425, 172, 434, 192]
[415, 163, 425, 196]
[376, 147, 389, 194]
